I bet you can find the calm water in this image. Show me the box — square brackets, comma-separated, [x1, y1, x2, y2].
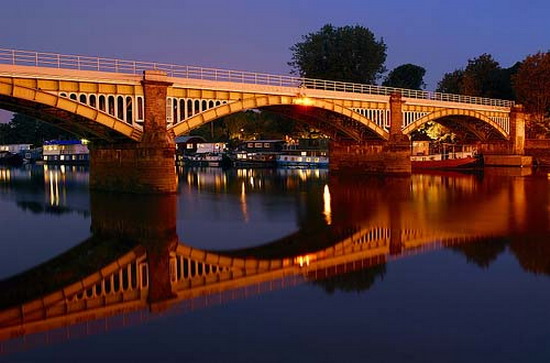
[1, 164, 550, 362]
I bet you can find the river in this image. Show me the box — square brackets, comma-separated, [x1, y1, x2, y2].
[1, 165, 549, 362]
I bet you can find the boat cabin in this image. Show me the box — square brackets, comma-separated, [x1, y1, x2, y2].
[237, 140, 285, 153]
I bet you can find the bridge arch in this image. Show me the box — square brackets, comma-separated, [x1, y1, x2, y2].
[168, 95, 389, 141]
[0, 80, 142, 142]
[402, 108, 509, 140]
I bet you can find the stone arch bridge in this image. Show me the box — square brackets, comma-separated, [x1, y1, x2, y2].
[0, 48, 526, 192]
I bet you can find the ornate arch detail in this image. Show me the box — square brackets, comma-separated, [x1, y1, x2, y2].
[0, 80, 141, 141]
[168, 95, 389, 140]
[402, 108, 508, 139]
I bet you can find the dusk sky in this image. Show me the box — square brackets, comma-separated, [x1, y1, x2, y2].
[0, 0, 548, 123]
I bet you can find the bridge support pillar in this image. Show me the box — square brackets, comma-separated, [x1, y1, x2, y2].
[510, 105, 526, 155]
[89, 70, 177, 193]
[329, 93, 411, 174]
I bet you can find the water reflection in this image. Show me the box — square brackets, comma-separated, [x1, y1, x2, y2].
[0, 166, 549, 356]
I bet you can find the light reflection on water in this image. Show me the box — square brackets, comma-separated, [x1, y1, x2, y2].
[0, 164, 549, 361]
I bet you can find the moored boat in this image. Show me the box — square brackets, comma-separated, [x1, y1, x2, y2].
[411, 143, 482, 169]
[276, 138, 329, 169]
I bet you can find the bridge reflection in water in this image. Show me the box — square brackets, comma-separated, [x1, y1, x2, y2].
[0, 167, 548, 355]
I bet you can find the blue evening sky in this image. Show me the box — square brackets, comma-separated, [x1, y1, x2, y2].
[0, 0, 548, 123]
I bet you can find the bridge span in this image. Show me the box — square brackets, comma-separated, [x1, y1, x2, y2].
[0, 48, 526, 192]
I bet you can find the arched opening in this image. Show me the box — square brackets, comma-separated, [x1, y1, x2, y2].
[117, 96, 124, 120]
[99, 95, 106, 112]
[125, 96, 133, 124]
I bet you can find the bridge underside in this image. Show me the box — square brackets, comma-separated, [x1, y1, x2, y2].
[263, 106, 387, 142]
[0, 95, 139, 144]
[408, 115, 508, 142]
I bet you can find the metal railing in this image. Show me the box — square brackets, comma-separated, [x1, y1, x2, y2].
[0, 48, 515, 108]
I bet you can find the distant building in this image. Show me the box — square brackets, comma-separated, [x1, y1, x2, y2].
[0, 144, 32, 154]
[43, 140, 89, 163]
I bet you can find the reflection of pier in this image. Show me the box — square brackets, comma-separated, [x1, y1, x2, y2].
[2, 170, 546, 355]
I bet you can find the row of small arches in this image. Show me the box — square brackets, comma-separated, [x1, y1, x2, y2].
[68, 260, 148, 302]
[59, 92, 144, 126]
[492, 117, 510, 133]
[403, 111, 430, 127]
[353, 108, 390, 129]
[167, 97, 229, 126]
[171, 255, 231, 282]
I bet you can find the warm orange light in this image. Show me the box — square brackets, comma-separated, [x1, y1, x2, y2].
[294, 97, 314, 106]
[294, 254, 317, 267]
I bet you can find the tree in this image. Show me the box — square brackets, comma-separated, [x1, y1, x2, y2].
[382, 63, 426, 90]
[461, 54, 504, 98]
[436, 54, 519, 99]
[289, 24, 387, 84]
[437, 69, 464, 93]
[0, 113, 75, 145]
[513, 51, 550, 135]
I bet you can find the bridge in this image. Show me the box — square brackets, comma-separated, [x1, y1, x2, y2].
[0, 48, 526, 192]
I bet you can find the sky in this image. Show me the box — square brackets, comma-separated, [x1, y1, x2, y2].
[0, 0, 549, 123]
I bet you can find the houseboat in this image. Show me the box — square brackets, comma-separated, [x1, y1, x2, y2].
[276, 138, 329, 168]
[411, 142, 481, 169]
[42, 140, 89, 163]
[182, 142, 231, 167]
[175, 135, 206, 164]
[231, 140, 285, 168]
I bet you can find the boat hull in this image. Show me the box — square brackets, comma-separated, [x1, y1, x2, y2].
[412, 156, 482, 169]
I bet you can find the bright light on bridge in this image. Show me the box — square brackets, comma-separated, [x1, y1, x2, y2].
[293, 96, 314, 106]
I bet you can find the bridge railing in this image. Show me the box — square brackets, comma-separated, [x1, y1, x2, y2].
[0, 48, 514, 108]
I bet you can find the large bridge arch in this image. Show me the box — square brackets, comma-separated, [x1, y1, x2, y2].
[168, 95, 389, 141]
[0, 80, 142, 142]
[402, 108, 509, 141]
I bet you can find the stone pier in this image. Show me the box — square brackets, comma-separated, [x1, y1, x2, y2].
[89, 70, 177, 193]
[329, 93, 411, 175]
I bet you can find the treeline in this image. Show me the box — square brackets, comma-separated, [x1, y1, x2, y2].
[0, 113, 74, 145]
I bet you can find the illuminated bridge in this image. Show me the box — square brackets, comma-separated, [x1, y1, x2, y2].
[0, 48, 527, 192]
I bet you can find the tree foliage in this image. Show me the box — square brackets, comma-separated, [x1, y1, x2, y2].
[0, 113, 75, 145]
[289, 24, 387, 84]
[382, 63, 426, 90]
[513, 51, 550, 134]
[436, 54, 518, 100]
[437, 69, 465, 94]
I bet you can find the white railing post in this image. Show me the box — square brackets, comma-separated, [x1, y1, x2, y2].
[57, 54, 60, 68]
[12, 49, 15, 65]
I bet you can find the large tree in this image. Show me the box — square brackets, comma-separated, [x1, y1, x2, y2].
[382, 63, 426, 90]
[288, 24, 387, 84]
[437, 69, 465, 93]
[436, 54, 518, 99]
[513, 51, 550, 135]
